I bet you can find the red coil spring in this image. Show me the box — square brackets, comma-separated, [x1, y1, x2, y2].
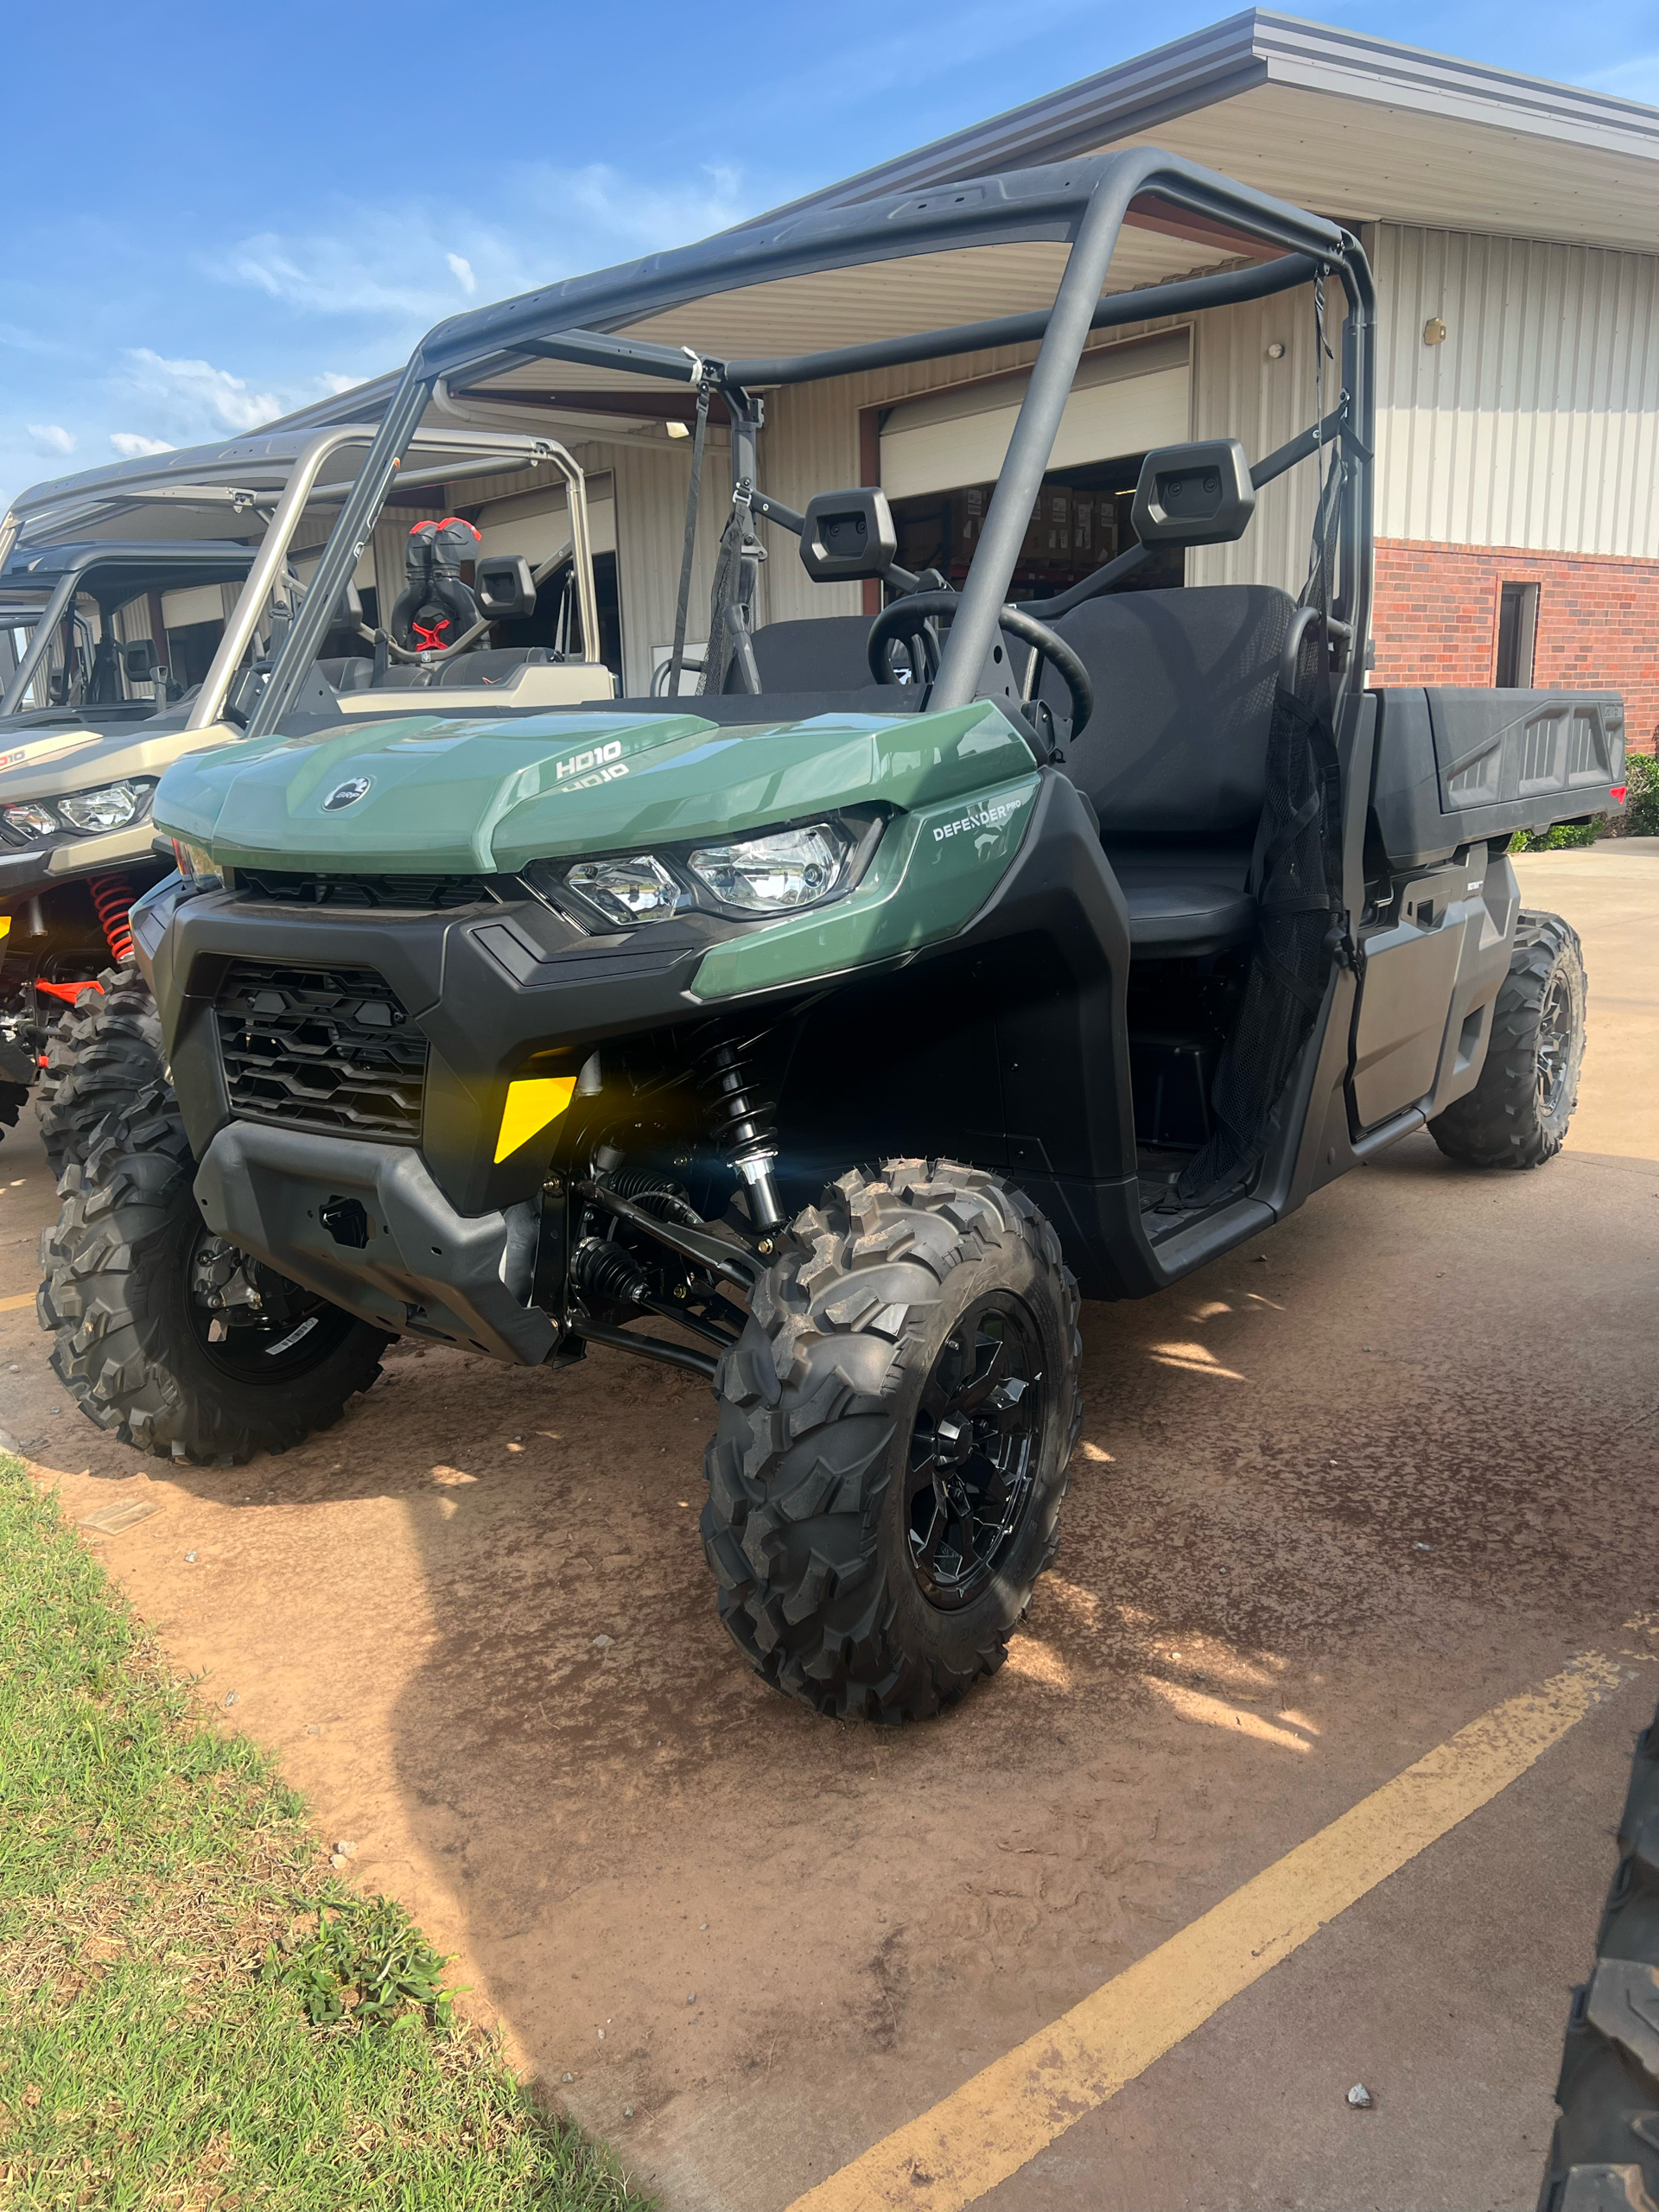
[88, 873, 137, 964]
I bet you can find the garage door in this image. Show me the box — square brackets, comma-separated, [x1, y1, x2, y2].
[879, 330, 1190, 501]
[473, 475, 615, 566]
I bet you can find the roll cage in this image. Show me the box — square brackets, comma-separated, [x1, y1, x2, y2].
[0, 421, 603, 735]
[0, 543, 257, 719]
[249, 145, 1376, 742]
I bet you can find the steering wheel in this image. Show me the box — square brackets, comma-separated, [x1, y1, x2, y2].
[867, 589, 1094, 741]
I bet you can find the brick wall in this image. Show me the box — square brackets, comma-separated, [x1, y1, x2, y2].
[1373, 538, 1659, 755]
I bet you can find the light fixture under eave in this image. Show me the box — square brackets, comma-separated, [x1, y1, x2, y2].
[665, 420, 691, 441]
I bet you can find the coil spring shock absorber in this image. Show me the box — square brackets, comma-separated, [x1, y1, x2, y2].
[696, 1034, 784, 1232]
[87, 874, 137, 964]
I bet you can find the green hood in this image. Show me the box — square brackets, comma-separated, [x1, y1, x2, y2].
[153, 701, 1037, 875]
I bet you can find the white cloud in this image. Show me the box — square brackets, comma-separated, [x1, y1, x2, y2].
[111, 432, 175, 457]
[123, 347, 281, 434]
[1581, 51, 1659, 99]
[207, 162, 759, 338]
[27, 423, 76, 455]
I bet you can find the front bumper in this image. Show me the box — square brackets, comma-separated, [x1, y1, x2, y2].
[194, 1121, 554, 1364]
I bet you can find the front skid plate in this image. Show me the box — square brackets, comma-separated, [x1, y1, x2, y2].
[194, 1122, 553, 1364]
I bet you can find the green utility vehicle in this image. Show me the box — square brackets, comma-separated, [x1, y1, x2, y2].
[41, 150, 1624, 1721]
[0, 424, 609, 1166]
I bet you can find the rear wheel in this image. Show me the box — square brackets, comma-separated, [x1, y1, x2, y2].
[1430, 911, 1586, 1169]
[702, 1160, 1083, 1723]
[1538, 1698, 1659, 2210]
[39, 1077, 389, 1463]
[36, 967, 165, 1179]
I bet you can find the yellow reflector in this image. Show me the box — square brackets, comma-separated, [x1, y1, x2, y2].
[0, 916, 10, 941]
[493, 1075, 577, 1163]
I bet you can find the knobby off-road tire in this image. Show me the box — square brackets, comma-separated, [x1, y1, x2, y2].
[702, 1159, 1084, 1724]
[39, 1077, 389, 1463]
[1430, 911, 1586, 1170]
[1538, 1699, 1659, 2212]
[35, 966, 164, 1180]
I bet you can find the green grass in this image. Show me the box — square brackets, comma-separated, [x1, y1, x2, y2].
[0, 1454, 651, 2210]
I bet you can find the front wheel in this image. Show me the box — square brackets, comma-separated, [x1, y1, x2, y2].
[702, 1160, 1083, 1723]
[1429, 910, 1586, 1170]
[39, 1077, 390, 1463]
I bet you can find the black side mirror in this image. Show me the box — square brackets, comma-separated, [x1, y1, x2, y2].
[475, 554, 538, 621]
[1130, 440, 1255, 548]
[121, 638, 160, 683]
[799, 489, 898, 583]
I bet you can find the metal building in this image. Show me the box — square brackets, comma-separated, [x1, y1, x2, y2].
[146, 14, 1659, 741]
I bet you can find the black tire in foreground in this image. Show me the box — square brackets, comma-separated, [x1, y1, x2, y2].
[702, 1159, 1083, 1724]
[1430, 909, 1587, 1170]
[35, 966, 165, 1179]
[39, 1077, 389, 1463]
[1539, 1699, 1659, 2212]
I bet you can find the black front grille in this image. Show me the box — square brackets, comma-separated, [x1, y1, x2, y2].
[215, 961, 427, 1141]
[232, 869, 510, 911]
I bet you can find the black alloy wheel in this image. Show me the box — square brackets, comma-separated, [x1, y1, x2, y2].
[184, 1228, 363, 1384]
[906, 1295, 1045, 1610]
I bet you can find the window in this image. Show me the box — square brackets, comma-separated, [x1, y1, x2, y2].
[887, 459, 1184, 602]
[1496, 581, 1539, 688]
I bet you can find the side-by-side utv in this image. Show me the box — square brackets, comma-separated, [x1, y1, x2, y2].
[41, 149, 1624, 1723]
[0, 423, 610, 1166]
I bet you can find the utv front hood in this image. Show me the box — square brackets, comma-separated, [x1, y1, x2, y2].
[152, 702, 1038, 874]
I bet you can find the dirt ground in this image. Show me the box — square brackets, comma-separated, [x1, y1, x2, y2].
[2, 842, 1655, 2212]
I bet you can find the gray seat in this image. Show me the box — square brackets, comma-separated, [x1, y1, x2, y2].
[1045, 585, 1295, 956]
[1116, 875, 1256, 954]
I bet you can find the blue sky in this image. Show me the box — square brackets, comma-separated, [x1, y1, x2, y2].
[3, 0, 1656, 512]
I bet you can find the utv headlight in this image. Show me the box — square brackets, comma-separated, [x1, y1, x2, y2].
[564, 853, 684, 927]
[687, 824, 850, 912]
[56, 779, 152, 835]
[2, 802, 58, 840]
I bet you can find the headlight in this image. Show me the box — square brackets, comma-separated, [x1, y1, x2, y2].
[2, 802, 57, 840]
[170, 837, 218, 884]
[56, 779, 151, 834]
[564, 853, 684, 928]
[688, 824, 850, 912]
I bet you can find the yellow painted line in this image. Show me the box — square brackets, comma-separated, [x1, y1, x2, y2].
[788, 1651, 1627, 2212]
[0, 1292, 34, 1313]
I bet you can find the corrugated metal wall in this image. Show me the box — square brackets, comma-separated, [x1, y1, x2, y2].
[1188, 283, 1332, 592]
[1371, 222, 1659, 556]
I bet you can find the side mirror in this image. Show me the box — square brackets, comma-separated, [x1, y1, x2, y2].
[121, 638, 160, 683]
[1130, 440, 1255, 548]
[475, 553, 538, 621]
[799, 488, 898, 583]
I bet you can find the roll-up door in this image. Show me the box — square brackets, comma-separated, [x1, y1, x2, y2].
[473, 475, 615, 566]
[879, 331, 1190, 501]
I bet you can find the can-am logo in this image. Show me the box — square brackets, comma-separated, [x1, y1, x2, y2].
[323, 777, 372, 810]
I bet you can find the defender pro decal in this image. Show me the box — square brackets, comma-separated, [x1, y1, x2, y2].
[932, 791, 1028, 850]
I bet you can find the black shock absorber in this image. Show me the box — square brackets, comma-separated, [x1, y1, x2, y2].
[696, 1034, 784, 1232]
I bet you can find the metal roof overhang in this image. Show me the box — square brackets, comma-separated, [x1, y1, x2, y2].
[756, 10, 1659, 252]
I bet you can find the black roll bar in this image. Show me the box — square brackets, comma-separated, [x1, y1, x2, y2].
[249, 146, 1374, 741]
